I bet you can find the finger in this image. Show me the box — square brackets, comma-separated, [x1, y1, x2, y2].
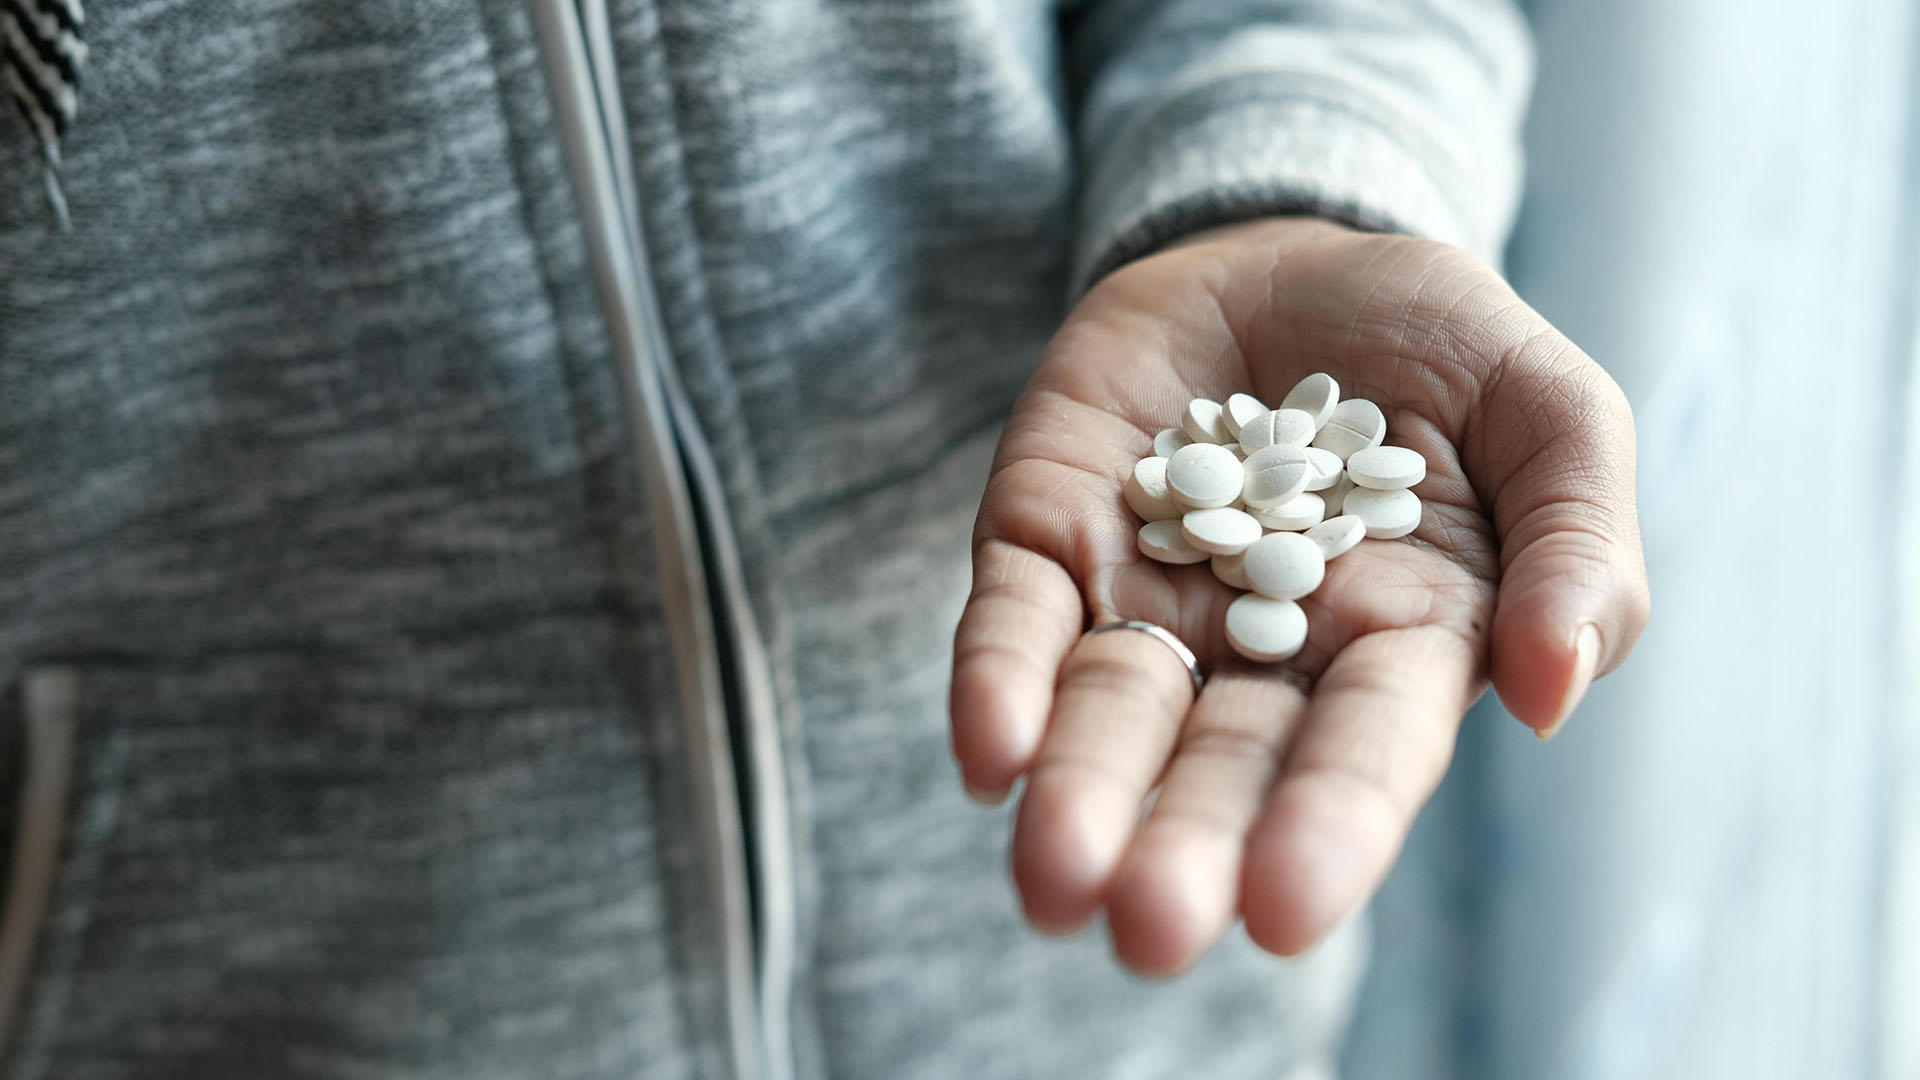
[1011, 626, 1196, 934]
[1241, 625, 1478, 957]
[950, 539, 1084, 803]
[1104, 668, 1307, 976]
[1468, 335, 1651, 736]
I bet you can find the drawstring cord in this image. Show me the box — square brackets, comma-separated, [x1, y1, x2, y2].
[3, 0, 86, 230]
[37, 135, 66, 230]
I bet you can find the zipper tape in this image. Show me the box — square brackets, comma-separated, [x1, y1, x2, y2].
[528, 4, 778, 1078]
[570, 4, 798, 1077]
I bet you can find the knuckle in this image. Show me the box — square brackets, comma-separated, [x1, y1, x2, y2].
[1068, 653, 1141, 691]
[1068, 650, 1191, 716]
[1027, 752, 1141, 803]
[1148, 801, 1247, 843]
[1177, 723, 1285, 768]
[1297, 759, 1417, 831]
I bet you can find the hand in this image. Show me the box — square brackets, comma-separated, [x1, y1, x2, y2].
[948, 218, 1649, 975]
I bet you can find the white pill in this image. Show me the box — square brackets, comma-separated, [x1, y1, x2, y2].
[1182, 398, 1233, 444]
[1166, 443, 1244, 509]
[1243, 531, 1326, 601]
[1237, 408, 1317, 454]
[1343, 486, 1422, 539]
[1304, 515, 1366, 560]
[1320, 472, 1354, 516]
[1153, 427, 1192, 457]
[1176, 488, 1248, 513]
[1310, 398, 1387, 460]
[1238, 444, 1311, 509]
[1279, 372, 1340, 430]
[1347, 445, 1427, 490]
[1222, 393, 1268, 439]
[1137, 519, 1209, 564]
[1225, 594, 1309, 662]
[1250, 491, 1325, 532]
[1301, 446, 1344, 491]
[1181, 507, 1263, 555]
[1211, 551, 1252, 590]
[1124, 457, 1180, 521]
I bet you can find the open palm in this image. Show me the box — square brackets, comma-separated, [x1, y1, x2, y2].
[949, 218, 1650, 975]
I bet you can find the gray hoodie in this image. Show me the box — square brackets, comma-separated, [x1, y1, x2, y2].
[0, 1, 1528, 1076]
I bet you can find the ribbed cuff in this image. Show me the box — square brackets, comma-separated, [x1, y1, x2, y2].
[1072, 85, 1508, 295]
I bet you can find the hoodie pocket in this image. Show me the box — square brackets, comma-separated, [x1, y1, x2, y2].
[0, 666, 81, 1066]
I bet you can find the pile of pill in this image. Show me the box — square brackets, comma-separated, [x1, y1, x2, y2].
[1125, 373, 1428, 663]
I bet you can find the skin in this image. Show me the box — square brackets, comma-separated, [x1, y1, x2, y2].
[948, 218, 1651, 976]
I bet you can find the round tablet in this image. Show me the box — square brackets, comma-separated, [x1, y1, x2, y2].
[1279, 372, 1340, 430]
[1166, 443, 1244, 509]
[1304, 515, 1366, 560]
[1242, 531, 1326, 600]
[1222, 393, 1268, 439]
[1182, 398, 1233, 445]
[1124, 456, 1180, 521]
[1239, 444, 1311, 509]
[1225, 594, 1309, 662]
[1301, 446, 1344, 491]
[1310, 398, 1387, 460]
[1320, 473, 1354, 516]
[1237, 408, 1317, 454]
[1211, 551, 1252, 590]
[1343, 486, 1422, 539]
[1153, 427, 1192, 458]
[1137, 519, 1209, 564]
[1181, 507, 1263, 555]
[1347, 445, 1427, 490]
[1250, 490, 1325, 531]
[1175, 487, 1246, 513]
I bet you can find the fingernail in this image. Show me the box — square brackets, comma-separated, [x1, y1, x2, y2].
[1539, 623, 1602, 740]
[964, 782, 1007, 807]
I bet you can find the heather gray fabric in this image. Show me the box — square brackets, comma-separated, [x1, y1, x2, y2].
[0, 1, 1528, 1077]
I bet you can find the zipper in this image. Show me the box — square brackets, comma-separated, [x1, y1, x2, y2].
[0, 666, 81, 1064]
[528, 5, 796, 1080]
[568, 10, 798, 1069]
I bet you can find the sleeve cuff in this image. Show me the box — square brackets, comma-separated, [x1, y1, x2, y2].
[1071, 85, 1517, 294]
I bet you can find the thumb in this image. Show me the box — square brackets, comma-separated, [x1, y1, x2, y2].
[1467, 320, 1651, 737]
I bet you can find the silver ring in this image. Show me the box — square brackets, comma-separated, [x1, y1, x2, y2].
[1086, 620, 1205, 695]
